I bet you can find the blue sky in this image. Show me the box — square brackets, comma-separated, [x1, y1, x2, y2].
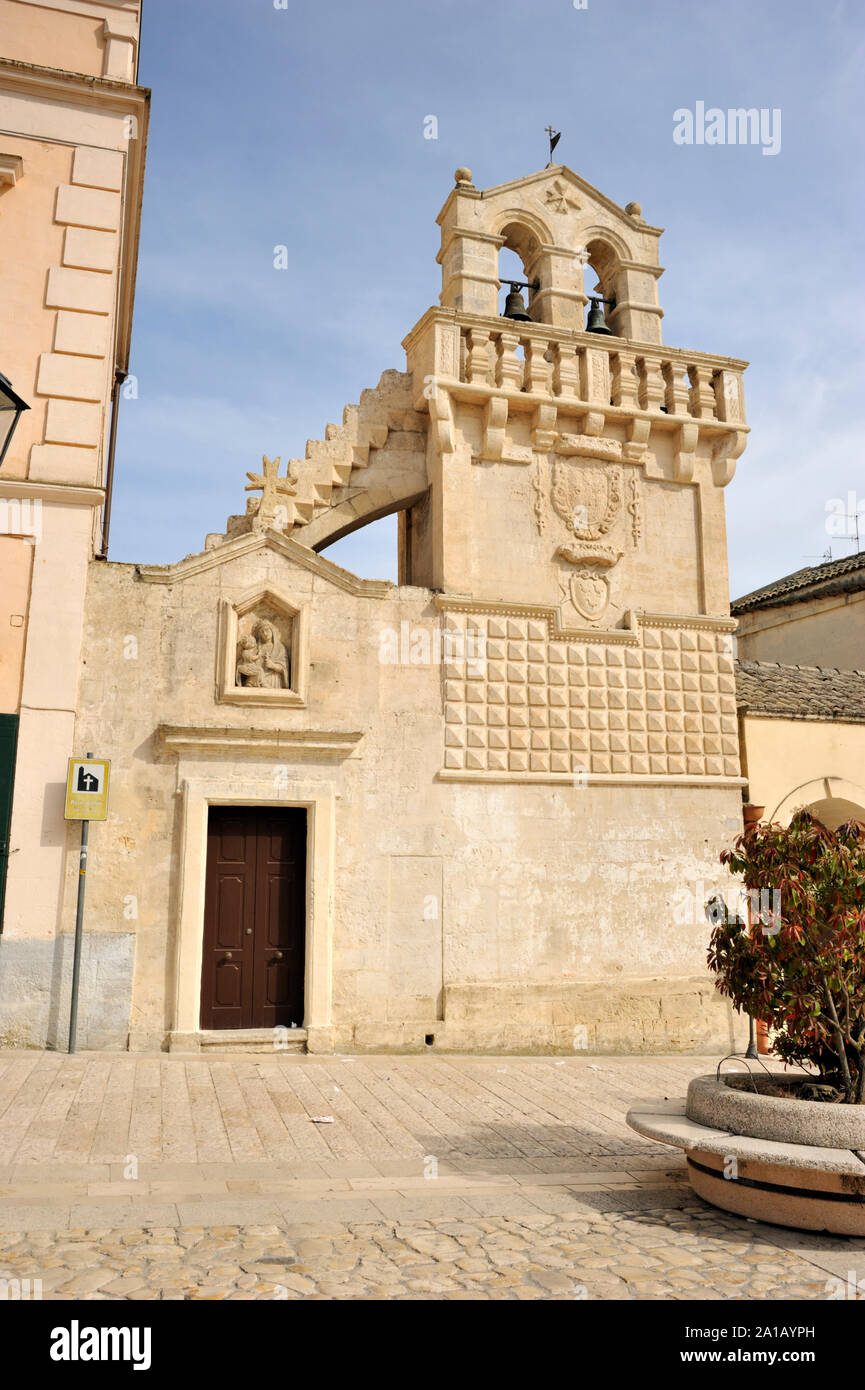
[113, 0, 865, 599]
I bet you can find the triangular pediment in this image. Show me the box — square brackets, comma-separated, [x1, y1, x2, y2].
[135, 528, 394, 598]
[477, 164, 663, 235]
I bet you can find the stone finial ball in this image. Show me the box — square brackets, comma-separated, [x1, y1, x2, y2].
[454, 167, 473, 185]
[625, 201, 642, 217]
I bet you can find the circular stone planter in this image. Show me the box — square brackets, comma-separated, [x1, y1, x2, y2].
[687, 1074, 865, 1149]
[627, 1074, 865, 1236]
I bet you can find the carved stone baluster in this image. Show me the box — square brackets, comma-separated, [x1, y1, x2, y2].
[687, 364, 716, 419]
[466, 328, 492, 385]
[524, 336, 552, 394]
[637, 356, 665, 412]
[662, 361, 690, 416]
[495, 330, 523, 391]
[611, 350, 639, 409]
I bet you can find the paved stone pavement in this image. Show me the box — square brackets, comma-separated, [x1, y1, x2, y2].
[0, 1052, 862, 1299]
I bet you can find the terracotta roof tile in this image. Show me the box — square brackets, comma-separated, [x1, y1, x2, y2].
[735, 659, 865, 722]
[732, 551, 865, 614]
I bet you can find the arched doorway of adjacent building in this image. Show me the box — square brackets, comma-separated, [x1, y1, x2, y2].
[771, 776, 865, 831]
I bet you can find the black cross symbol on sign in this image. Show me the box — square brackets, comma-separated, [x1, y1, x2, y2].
[76, 768, 100, 792]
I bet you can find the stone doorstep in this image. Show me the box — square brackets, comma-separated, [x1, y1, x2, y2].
[169, 1029, 308, 1055]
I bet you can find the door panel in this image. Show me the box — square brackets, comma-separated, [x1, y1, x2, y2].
[215, 876, 246, 948]
[201, 806, 306, 1030]
[251, 809, 306, 1028]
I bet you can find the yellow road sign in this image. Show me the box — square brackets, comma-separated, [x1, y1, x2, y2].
[65, 759, 110, 821]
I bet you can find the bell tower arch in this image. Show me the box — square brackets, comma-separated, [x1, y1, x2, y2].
[436, 165, 664, 340]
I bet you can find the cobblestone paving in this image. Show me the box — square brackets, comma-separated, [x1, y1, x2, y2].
[0, 1207, 859, 1301]
[0, 1053, 862, 1300]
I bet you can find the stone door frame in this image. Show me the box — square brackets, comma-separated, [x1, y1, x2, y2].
[169, 775, 335, 1051]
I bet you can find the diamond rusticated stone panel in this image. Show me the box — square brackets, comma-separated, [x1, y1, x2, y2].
[442, 614, 739, 778]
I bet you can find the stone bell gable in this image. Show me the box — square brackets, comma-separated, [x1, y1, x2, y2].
[59, 162, 751, 1054]
[436, 163, 664, 340]
[210, 167, 747, 626]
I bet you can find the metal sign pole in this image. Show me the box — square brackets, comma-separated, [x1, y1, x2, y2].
[67, 752, 95, 1055]
[68, 816, 89, 1055]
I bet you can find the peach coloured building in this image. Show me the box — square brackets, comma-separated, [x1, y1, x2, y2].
[0, 0, 148, 1041]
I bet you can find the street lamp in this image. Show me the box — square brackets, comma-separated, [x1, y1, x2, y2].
[0, 373, 30, 467]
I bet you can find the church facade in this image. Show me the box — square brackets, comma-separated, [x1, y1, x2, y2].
[48, 163, 753, 1054]
[1, 116, 762, 1051]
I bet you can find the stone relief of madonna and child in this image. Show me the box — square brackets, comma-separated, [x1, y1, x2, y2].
[235, 617, 291, 690]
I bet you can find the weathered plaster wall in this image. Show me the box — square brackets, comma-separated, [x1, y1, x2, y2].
[741, 714, 865, 827]
[736, 591, 865, 671]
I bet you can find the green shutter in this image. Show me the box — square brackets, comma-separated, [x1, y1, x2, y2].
[0, 713, 19, 933]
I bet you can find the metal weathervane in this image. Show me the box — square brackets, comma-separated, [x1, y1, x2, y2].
[545, 126, 561, 165]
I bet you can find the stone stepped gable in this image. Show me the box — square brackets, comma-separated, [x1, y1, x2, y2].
[221, 368, 423, 541]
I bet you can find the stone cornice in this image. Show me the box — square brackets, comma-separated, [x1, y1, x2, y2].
[434, 594, 639, 642]
[156, 726, 364, 759]
[438, 769, 746, 788]
[136, 528, 394, 598]
[0, 57, 149, 103]
[608, 299, 665, 320]
[433, 597, 736, 641]
[640, 611, 737, 633]
[436, 226, 506, 263]
[618, 259, 665, 278]
[0, 476, 105, 506]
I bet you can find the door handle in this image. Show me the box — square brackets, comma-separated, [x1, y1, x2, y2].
[271, 950, 284, 961]
[221, 951, 233, 961]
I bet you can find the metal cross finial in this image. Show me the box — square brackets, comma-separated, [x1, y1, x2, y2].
[545, 125, 561, 165]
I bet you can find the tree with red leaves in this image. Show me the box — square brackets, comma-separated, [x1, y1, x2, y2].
[707, 810, 865, 1104]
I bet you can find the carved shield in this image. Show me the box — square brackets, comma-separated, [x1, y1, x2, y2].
[552, 461, 622, 540]
[570, 569, 610, 622]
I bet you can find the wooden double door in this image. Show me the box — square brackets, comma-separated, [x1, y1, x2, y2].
[200, 806, 306, 1031]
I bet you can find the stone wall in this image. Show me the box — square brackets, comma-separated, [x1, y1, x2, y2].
[49, 533, 744, 1054]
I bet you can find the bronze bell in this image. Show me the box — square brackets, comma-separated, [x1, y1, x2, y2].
[502, 284, 531, 321]
[586, 296, 613, 335]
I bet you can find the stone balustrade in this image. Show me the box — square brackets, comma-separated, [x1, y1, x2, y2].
[457, 323, 745, 426]
[403, 308, 748, 431]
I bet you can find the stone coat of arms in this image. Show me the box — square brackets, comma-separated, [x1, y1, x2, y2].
[543, 433, 640, 625]
[551, 459, 623, 568]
